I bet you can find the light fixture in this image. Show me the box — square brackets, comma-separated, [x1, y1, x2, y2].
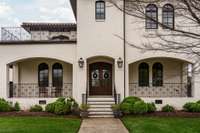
[117, 57, 123, 68]
[78, 58, 84, 68]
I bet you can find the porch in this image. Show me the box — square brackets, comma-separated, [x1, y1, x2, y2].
[129, 58, 192, 98]
[8, 58, 73, 98]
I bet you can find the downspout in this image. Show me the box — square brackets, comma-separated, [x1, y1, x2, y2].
[123, 0, 126, 98]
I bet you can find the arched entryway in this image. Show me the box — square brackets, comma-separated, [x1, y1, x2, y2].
[87, 56, 114, 96]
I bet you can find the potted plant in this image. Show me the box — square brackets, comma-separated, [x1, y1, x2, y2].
[79, 104, 89, 118]
[112, 104, 123, 118]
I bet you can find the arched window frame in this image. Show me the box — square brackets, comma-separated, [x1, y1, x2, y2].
[162, 4, 174, 29]
[139, 63, 149, 87]
[95, 1, 105, 20]
[146, 4, 158, 29]
[152, 63, 163, 87]
[38, 63, 49, 87]
[52, 63, 63, 87]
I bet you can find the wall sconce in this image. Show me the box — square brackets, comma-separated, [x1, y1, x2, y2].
[117, 57, 123, 68]
[78, 58, 84, 68]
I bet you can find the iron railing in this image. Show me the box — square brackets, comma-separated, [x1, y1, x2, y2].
[129, 83, 191, 98]
[9, 83, 72, 98]
[1, 27, 31, 41]
[114, 84, 121, 104]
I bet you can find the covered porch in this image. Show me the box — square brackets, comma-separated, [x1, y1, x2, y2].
[129, 58, 192, 98]
[8, 58, 73, 98]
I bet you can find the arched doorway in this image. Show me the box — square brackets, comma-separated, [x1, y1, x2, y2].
[89, 62, 112, 95]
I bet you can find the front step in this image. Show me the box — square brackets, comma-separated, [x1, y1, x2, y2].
[87, 97, 115, 118]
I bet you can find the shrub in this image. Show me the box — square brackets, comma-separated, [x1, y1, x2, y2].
[147, 103, 156, 113]
[14, 102, 20, 111]
[120, 96, 142, 114]
[54, 101, 71, 115]
[112, 104, 120, 111]
[56, 97, 66, 102]
[0, 98, 11, 112]
[79, 104, 89, 112]
[133, 101, 148, 114]
[197, 100, 200, 104]
[162, 104, 175, 112]
[190, 103, 200, 112]
[120, 103, 133, 114]
[183, 102, 195, 112]
[30, 105, 43, 112]
[45, 103, 55, 113]
[122, 96, 142, 104]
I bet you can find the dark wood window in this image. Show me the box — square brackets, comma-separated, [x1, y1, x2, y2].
[139, 63, 149, 86]
[163, 4, 174, 29]
[38, 63, 49, 87]
[52, 63, 63, 87]
[152, 63, 163, 86]
[96, 1, 105, 20]
[146, 4, 158, 29]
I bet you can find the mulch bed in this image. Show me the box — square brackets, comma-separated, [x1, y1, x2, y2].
[141, 111, 200, 118]
[0, 111, 79, 118]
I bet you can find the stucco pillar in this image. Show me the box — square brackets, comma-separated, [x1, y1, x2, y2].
[13, 64, 19, 84]
[115, 59, 125, 101]
[0, 64, 8, 98]
[193, 64, 200, 99]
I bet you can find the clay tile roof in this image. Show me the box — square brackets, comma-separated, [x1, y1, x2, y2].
[21, 22, 77, 32]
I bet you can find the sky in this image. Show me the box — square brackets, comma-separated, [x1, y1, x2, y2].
[0, 0, 75, 27]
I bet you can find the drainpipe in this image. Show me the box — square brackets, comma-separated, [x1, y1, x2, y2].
[123, 0, 126, 98]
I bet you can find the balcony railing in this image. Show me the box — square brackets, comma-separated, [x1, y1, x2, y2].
[9, 83, 72, 98]
[1, 27, 31, 41]
[129, 83, 192, 98]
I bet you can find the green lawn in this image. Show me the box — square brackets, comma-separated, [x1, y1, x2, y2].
[122, 116, 200, 133]
[0, 117, 81, 133]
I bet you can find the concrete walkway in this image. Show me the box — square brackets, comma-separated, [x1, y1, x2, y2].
[78, 118, 129, 133]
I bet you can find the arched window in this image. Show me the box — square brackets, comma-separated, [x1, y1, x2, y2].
[38, 63, 49, 87]
[52, 63, 63, 87]
[152, 63, 163, 86]
[163, 4, 174, 29]
[146, 4, 158, 29]
[139, 63, 149, 86]
[96, 1, 105, 20]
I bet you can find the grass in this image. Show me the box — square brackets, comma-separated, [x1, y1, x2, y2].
[0, 117, 81, 133]
[122, 116, 200, 133]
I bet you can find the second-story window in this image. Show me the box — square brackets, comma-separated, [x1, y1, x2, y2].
[146, 4, 158, 29]
[163, 4, 174, 29]
[96, 1, 105, 20]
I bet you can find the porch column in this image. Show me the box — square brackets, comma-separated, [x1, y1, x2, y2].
[193, 64, 200, 99]
[115, 59, 125, 101]
[0, 64, 8, 98]
[13, 64, 19, 84]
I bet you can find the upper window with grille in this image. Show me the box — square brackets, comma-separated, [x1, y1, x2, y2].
[96, 1, 105, 20]
[146, 4, 158, 29]
[163, 4, 174, 29]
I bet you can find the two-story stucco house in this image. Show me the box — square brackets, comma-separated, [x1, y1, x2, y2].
[0, 0, 199, 117]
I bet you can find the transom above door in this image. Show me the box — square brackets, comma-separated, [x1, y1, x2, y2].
[89, 62, 112, 96]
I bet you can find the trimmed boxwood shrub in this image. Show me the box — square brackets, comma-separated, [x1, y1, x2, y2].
[133, 101, 148, 114]
[30, 105, 43, 112]
[183, 101, 200, 112]
[147, 103, 156, 113]
[122, 96, 142, 104]
[162, 104, 175, 112]
[0, 98, 11, 112]
[120, 102, 133, 114]
[14, 102, 20, 111]
[45, 103, 55, 113]
[45, 97, 79, 115]
[54, 101, 71, 115]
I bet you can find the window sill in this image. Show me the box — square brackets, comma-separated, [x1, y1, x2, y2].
[95, 19, 105, 22]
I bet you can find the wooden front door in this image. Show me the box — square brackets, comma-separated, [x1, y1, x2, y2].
[89, 62, 112, 95]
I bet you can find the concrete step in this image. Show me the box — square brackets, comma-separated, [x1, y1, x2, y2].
[89, 104, 112, 108]
[88, 97, 115, 102]
[89, 114, 114, 118]
[89, 111, 114, 115]
[88, 108, 113, 112]
[88, 101, 115, 105]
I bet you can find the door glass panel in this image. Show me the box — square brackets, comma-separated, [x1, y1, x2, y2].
[91, 69, 100, 87]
